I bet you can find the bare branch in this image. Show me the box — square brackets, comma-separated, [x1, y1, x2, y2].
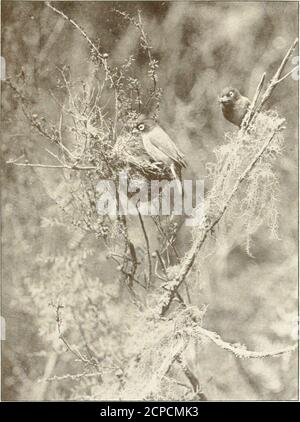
[196, 327, 297, 359]
[256, 38, 298, 114]
[155, 249, 168, 278]
[241, 39, 298, 130]
[46, 2, 116, 91]
[54, 304, 100, 369]
[275, 65, 299, 85]
[38, 372, 104, 383]
[46, 2, 103, 64]
[6, 160, 97, 171]
[136, 203, 152, 287]
[176, 355, 207, 401]
[241, 72, 266, 129]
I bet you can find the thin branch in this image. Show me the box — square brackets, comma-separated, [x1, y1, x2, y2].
[6, 160, 97, 171]
[6, 79, 76, 159]
[196, 327, 297, 359]
[115, 8, 159, 106]
[155, 250, 186, 304]
[163, 375, 190, 391]
[141, 336, 188, 399]
[120, 268, 147, 290]
[275, 65, 299, 85]
[128, 241, 139, 280]
[255, 38, 298, 115]
[46, 2, 102, 64]
[176, 355, 207, 401]
[38, 372, 104, 383]
[273, 38, 298, 81]
[44, 147, 65, 165]
[136, 9, 157, 95]
[53, 304, 100, 371]
[47, 3, 120, 140]
[155, 249, 168, 278]
[136, 203, 152, 287]
[241, 39, 298, 130]
[46, 2, 116, 89]
[151, 216, 180, 260]
[241, 72, 266, 129]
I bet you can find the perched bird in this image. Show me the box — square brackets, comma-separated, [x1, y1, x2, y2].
[219, 87, 250, 127]
[134, 117, 187, 185]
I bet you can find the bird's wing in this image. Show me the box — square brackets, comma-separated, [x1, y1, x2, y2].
[148, 126, 186, 167]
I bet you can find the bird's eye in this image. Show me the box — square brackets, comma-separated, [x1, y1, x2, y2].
[229, 91, 234, 97]
[138, 124, 145, 131]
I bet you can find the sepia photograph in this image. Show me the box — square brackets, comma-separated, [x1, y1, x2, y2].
[0, 0, 299, 404]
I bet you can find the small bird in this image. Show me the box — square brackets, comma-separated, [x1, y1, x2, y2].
[134, 117, 187, 185]
[219, 87, 250, 127]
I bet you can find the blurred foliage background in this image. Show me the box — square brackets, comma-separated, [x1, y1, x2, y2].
[1, 1, 298, 400]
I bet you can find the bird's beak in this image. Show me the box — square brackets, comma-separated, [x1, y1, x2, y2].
[132, 128, 139, 134]
[218, 96, 227, 104]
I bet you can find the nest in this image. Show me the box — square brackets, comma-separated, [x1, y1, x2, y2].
[127, 156, 174, 181]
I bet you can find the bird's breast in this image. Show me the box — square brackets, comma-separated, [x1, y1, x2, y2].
[222, 98, 249, 126]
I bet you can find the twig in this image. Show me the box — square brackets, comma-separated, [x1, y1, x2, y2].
[163, 375, 190, 391]
[44, 148, 65, 165]
[6, 79, 75, 159]
[32, 352, 58, 400]
[46, 2, 116, 89]
[46, 2, 102, 64]
[241, 39, 298, 130]
[155, 250, 185, 304]
[151, 216, 180, 260]
[38, 372, 103, 383]
[6, 160, 97, 171]
[53, 304, 100, 370]
[136, 9, 157, 96]
[115, 8, 160, 107]
[275, 65, 299, 85]
[176, 355, 207, 401]
[47, 3, 120, 140]
[140, 336, 188, 399]
[128, 241, 138, 281]
[255, 38, 298, 115]
[196, 326, 297, 359]
[241, 72, 266, 129]
[155, 249, 168, 278]
[136, 203, 152, 287]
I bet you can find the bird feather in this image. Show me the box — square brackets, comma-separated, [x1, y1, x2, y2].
[147, 126, 186, 168]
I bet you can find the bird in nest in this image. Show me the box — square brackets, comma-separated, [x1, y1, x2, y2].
[133, 116, 187, 189]
[219, 87, 250, 127]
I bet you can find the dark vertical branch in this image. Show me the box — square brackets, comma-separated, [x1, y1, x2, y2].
[136, 204, 152, 287]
